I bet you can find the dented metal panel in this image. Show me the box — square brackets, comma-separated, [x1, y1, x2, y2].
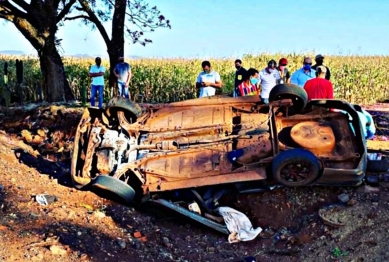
[144, 105, 233, 133]
[147, 168, 267, 192]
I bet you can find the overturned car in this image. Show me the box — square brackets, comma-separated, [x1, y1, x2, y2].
[71, 84, 368, 233]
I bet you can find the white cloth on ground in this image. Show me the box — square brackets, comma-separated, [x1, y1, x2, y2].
[216, 206, 262, 243]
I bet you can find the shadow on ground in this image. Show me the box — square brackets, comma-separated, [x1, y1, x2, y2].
[14, 149, 73, 188]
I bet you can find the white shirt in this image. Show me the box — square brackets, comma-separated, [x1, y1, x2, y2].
[89, 65, 106, 86]
[258, 68, 280, 98]
[196, 70, 221, 97]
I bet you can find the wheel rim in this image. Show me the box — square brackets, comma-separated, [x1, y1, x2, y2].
[280, 162, 313, 183]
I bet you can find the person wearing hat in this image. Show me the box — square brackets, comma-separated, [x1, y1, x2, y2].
[257, 59, 280, 104]
[276, 58, 291, 84]
[303, 65, 334, 101]
[311, 54, 331, 80]
[290, 57, 316, 88]
[89, 57, 106, 108]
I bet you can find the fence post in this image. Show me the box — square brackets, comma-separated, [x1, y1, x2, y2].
[81, 85, 87, 107]
[16, 59, 24, 104]
[36, 82, 43, 102]
[2, 62, 10, 107]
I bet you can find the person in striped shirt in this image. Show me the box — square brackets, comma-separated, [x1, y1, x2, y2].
[236, 68, 259, 97]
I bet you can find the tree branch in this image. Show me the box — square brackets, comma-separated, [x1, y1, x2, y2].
[53, 0, 62, 7]
[0, 7, 14, 22]
[124, 20, 143, 33]
[120, 0, 171, 45]
[76, 0, 111, 48]
[1, 1, 28, 19]
[64, 14, 90, 21]
[57, 0, 77, 23]
[104, 0, 115, 7]
[9, 0, 30, 12]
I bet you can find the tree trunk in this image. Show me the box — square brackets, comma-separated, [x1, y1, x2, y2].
[108, 48, 121, 97]
[39, 38, 74, 102]
[108, 0, 126, 96]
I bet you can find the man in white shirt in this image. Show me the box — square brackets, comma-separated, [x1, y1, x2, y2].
[195, 61, 222, 97]
[258, 59, 280, 104]
[89, 57, 106, 108]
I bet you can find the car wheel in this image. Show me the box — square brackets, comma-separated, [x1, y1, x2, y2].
[269, 83, 308, 111]
[92, 175, 136, 204]
[105, 97, 143, 123]
[272, 148, 320, 187]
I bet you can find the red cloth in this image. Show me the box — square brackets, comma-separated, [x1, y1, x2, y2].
[303, 78, 334, 101]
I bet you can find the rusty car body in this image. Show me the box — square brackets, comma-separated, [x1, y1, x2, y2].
[71, 84, 367, 233]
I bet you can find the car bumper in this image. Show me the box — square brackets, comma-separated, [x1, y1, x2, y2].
[315, 153, 367, 186]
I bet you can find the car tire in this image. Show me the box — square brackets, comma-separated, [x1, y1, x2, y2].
[269, 83, 308, 111]
[272, 148, 320, 187]
[105, 97, 143, 123]
[92, 175, 136, 204]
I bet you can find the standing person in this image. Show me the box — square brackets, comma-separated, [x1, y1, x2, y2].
[114, 56, 132, 99]
[290, 57, 316, 88]
[258, 60, 280, 104]
[236, 68, 259, 97]
[276, 58, 291, 84]
[195, 61, 222, 98]
[89, 57, 106, 108]
[303, 66, 334, 101]
[234, 59, 247, 96]
[311, 54, 331, 80]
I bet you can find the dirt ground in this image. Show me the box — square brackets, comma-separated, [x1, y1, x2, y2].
[1, 102, 389, 262]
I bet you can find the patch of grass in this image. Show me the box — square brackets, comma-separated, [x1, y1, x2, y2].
[331, 246, 349, 258]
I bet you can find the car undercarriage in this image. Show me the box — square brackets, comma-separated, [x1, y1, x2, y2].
[71, 84, 367, 233]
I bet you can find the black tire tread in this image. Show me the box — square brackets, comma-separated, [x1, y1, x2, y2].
[272, 148, 320, 187]
[106, 97, 143, 118]
[92, 175, 136, 204]
[269, 83, 308, 111]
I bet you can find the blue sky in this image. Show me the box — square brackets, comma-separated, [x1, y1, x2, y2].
[0, 0, 388, 58]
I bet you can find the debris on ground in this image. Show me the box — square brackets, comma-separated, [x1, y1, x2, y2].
[337, 193, 350, 203]
[35, 194, 58, 206]
[318, 205, 347, 228]
[1, 103, 389, 261]
[217, 206, 262, 243]
[356, 185, 380, 193]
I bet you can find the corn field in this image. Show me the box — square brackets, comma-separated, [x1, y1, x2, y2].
[1, 53, 389, 105]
